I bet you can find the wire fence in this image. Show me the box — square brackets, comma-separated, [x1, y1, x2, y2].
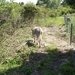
[64, 13, 75, 45]
[64, 14, 75, 70]
[70, 14, 75, 43]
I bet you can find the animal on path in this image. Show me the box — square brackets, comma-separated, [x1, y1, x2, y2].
[31, 27, 43, 47]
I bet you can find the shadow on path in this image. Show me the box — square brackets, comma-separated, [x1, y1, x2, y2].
[0, 49, 75, 75]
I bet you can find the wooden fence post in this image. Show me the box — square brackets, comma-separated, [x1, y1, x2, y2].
[63, 14, 68, 32]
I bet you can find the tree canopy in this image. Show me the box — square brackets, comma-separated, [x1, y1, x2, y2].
[36, 0, 61, 9]
[62, 0, 75, 8]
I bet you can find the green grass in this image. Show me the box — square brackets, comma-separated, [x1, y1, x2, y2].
[60, 60, 75, 75]
[45, 45, 60, 58]
[0, 27, 32, 73]
[21, 66, 32, 75]
[0, 60, 22, 74]
[54, 17, 65, 25]
[29, 46, 37, 52]
[42, 71, 58, 75]
[37, 58, 51, 70]
[34, 16, 64, 26]
[45, 45, 57, 51]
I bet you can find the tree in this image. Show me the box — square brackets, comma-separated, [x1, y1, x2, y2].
[62, 0, 75, 8]
[36, 0, 61, 9]
[19, 2, 24, 6]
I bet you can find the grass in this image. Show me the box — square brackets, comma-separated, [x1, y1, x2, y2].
[45, 45, 57, 51]
[34, 16, 64, 26]
[45, 45, 59, 59]
[21, 66, 32, 75]
[42, 71, 58, 75]
[0, 60, 22, 74]
[60, 60, 75, 75]
[0, 27, 32, 73]
[29, 46, 37, 52]
[37, 58, 51, 70]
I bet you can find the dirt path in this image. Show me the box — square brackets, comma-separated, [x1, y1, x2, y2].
[40, 26, 73, 53]
[29, 26, 74, 75]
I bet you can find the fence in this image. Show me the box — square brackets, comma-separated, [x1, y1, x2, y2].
[64, 14, 75, 69]
[64, 14, 75, 45]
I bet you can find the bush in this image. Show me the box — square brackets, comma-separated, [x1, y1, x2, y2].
[22, 2, 39, 24]
[56, 7, 73, 16]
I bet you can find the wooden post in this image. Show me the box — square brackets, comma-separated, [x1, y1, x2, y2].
[63, 14, 68, 32]
[70, 24, 73, 45]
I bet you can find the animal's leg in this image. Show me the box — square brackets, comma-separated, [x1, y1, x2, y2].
[38, 36, 42, 48]
[34, 37, 36, 43]
[39, 40, 41, 48]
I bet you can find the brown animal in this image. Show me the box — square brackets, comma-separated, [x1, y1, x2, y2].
[31, 27, 43, 47]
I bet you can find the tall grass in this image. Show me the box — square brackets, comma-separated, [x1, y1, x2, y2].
[34, 16, 64, 26]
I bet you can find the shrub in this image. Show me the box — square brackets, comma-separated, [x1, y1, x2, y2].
[22, 2, 39, 24]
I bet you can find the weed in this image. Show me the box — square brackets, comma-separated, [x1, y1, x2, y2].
[21, 66, 32, 75]
[29, 46, 37, 52]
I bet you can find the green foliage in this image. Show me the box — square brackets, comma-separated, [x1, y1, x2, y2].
[37, 58, 50, 70]
[42, 71, 58, 75]
[36, 0, 60, 9]
[56, 7, 73, 15]
[29, 46, 37, 52]
[2, 58, 21, 66]
[22, 2, 39, 24]
[0, 2, 12, 25]
[63, 0, 75, 8]
[45, 45, 59, 57]
[21, 66, 32, 75]
[9, 2, 23, 28]
[34, 16, 64, 27]
[45, 45, 58, 52]
[0, 23, 14, 35]
[34, 6, 73, 22]
[0, 1, 23, 44]
[60, 60, 75, 75]
[0, 1, 23, 26]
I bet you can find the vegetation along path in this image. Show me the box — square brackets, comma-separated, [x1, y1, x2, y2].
[0, 25, 75, 75]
